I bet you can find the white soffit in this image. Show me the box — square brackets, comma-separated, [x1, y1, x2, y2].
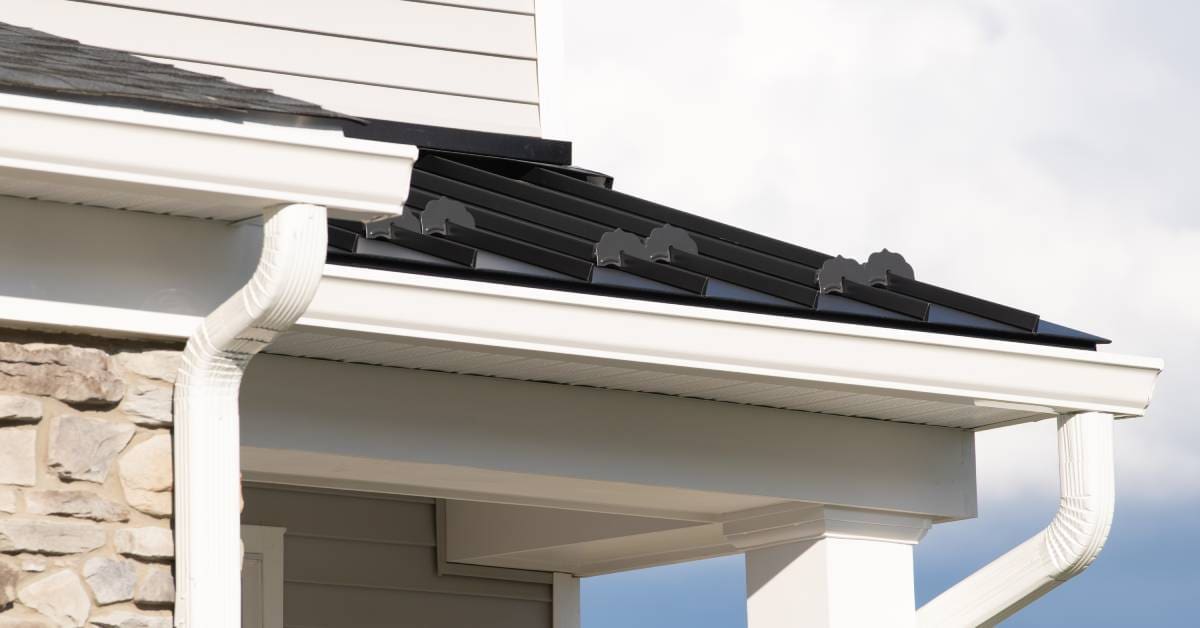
[278, 265, 1163, 430]
[0, 92, 417, 220]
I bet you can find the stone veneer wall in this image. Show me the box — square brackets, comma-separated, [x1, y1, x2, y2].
[0, 331, 179, 628]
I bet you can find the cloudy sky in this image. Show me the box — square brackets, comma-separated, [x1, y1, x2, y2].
[560, 1, 1200, 625]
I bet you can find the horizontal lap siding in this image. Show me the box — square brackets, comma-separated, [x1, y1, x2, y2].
[1, 0, 541, 134]
[286, 582, 552, 628]
[89, 0, 537, 57]
[160, 59, 541, 136]
[243, 485, 552, 628]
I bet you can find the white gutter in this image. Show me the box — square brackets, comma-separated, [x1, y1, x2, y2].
[0, 91, 415, 219]
[916, 411, 1115, 627]
[300, 266, 1162, 423]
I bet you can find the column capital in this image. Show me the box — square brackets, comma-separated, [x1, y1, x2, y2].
[723, 504, 931, 551]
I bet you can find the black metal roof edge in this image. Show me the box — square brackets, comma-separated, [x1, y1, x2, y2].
[343, 118, 573, 165]
[325, 256, 1102, 351]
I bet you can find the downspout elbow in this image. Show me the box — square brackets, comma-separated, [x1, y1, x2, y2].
[1043, 413, 1115, 582]
[916, 412, 1115, 628]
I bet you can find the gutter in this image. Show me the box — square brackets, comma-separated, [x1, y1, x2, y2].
[916, 411, 1116, 627]
[302, 266, 1162, 423]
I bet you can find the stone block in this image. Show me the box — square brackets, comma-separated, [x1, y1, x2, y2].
[120, 384, 172, 428]
[0, 519, 106, 555]
[0, 342, 124, 407]
[83, 556, 137, 605]
[114, 528, 173, 561]
[0, 427, 36, 487]
[0, 395, 42, 423]
[134, 566, 173, 607]
[17, 570, 90, 627]
[115, 351, 181, 384]
[118, 435, 172, 517]
[0, 556, 18, 606]
[88, 610, 172, 628]
[47, 415, 135, 483]
[0, 611, 56, 628]
[26, 490, 130, 522]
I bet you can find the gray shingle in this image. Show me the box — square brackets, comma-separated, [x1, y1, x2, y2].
[0, 22, 354, 124]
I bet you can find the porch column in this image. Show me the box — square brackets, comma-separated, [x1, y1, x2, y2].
[726, 506, 931, 628]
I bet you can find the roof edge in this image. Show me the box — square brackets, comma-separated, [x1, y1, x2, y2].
[344, 117, 572, 165]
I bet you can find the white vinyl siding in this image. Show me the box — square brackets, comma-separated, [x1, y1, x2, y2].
[0, 0, 542, 135]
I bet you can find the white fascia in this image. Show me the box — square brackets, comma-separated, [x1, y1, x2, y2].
[0, 91, 416, 219]
[300, 265, 1162, 420]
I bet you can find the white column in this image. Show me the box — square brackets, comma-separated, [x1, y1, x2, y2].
[728, 505, 930, 628]
[553, 572, 581, 628]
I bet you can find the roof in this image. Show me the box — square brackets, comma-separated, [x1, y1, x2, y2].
[327, 151, 1108, 350]
[0, 22, 351, 125]
[0, 21, 1103, 349]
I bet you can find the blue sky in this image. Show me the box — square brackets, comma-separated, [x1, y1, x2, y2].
[562, 1, 1200, 625]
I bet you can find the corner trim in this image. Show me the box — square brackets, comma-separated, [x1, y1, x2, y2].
[533, 0, 568, 140]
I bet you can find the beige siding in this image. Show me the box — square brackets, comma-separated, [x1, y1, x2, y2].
[243, 485, 552, 628]
[0, 0, 541, 134]
[95, 0, 537, 57]
[160, 59, 541, 135]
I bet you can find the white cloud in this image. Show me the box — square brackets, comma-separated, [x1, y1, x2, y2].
[565, 0, 1200, 502]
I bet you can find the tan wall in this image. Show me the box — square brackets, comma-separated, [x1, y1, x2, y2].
[0, 331, 180, 627]
[243, 484, 553, 628]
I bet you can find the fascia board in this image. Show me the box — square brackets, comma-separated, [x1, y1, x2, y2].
[0, 92, 417, 218]
[300, 265, 1163, 419]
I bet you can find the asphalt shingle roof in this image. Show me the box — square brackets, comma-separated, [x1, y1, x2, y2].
[0, 22, 352, 123]
[328, 151, 1109, 350]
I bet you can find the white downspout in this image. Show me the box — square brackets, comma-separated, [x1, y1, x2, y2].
[173, 203, 328, 627]
[916, 411, 1115, 627]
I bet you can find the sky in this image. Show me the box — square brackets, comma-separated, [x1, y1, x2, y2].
[560, 1, 1200, 625]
